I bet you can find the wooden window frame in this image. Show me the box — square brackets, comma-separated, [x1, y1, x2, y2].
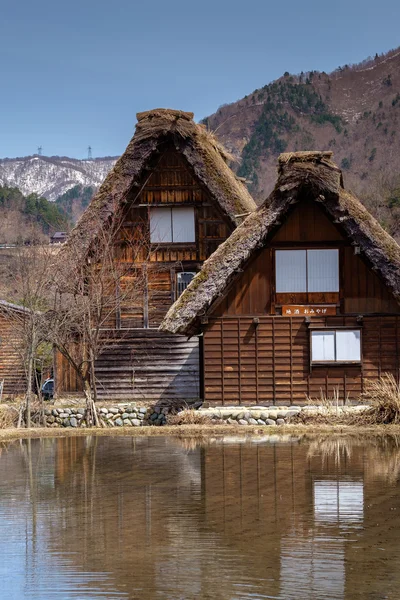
[309, 326, 363, 367]
[275, 248, 340, 294]
[149, 206, 196, 245]
[175, 271, 196, 300]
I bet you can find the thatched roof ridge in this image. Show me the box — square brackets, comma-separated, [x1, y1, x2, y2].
[62, 108, 256, 259]
[161, 151, 400, 336]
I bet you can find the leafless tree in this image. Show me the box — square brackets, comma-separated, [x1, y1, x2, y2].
[2, 244, 55, 427]
[49, 205, 150, 426]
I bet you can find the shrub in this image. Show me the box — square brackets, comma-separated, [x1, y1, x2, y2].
[0, 406, 18, 429]
[167, 409, 213, 426]
[362, 373, 400, 423]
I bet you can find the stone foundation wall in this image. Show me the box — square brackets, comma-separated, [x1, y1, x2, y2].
[39, 403, 368, 428]
[43, 405, 166, 428]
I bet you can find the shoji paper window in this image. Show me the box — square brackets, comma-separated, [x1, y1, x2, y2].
[172, 207, 195, 243]
[336, 330, 361, 361]
[275, 249, 339, 293]
[177, 272, 196, 295]
[150, 207, 195, 243]
[150, 208, 172, 243]
[311, 330, 336, 362]
[275, 250, 307, 292]
[307, 249, 339, 292]
[311, 330, 361, 363]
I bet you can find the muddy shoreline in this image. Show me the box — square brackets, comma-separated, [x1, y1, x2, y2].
[2, 423, 400, 443]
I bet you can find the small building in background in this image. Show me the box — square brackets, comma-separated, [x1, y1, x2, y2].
[162, 151, 400, 405]
[50, 232, 67, 244]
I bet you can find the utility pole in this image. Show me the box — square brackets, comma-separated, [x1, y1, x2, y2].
[37, 146, 42, 156]
[87, 146, 92, 160]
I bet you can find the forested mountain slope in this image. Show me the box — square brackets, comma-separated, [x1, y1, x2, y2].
[203, 47, 400, 237]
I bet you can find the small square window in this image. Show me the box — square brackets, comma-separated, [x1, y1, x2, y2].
[176, 272, 196, 296]
[311, 329, 361, 363]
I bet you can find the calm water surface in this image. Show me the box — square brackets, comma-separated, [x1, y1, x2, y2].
[1, 434, 400, 599]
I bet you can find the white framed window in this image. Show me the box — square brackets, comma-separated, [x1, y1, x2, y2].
[176, 272, 196, 296]
[150, 207, 195, 244]
[275, 249, 339, 293]
[311, 329, 361, 363]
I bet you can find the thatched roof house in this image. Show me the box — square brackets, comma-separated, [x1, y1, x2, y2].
[161, 151, 400, 337]
[62, 108, 256, 260]
[55, 108, 257, 402]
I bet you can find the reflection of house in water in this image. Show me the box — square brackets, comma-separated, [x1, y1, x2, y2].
[3, 436, 400, 599]
[280, 479, 364, 599]
[313, 479, 364, 525]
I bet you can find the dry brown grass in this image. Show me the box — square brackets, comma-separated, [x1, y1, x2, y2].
[0, 406, 18, 429]
[167, 409, 214, 426]
[362, 373, 400, 424]
[306, 387, 351, 409]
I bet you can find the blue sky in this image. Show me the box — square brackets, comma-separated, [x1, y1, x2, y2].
[1, 0, 399, 158]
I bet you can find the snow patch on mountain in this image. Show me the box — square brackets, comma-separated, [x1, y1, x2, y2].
[0, 155, 118, 201]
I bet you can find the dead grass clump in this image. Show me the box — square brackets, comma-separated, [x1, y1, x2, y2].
[362, 374, 400, 424]
[306, 387, 351, 410]
[167, 410, 213, 426]
[0, 406, 18, 429]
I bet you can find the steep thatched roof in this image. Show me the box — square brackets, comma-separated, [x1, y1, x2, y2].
[62, 108, 256, 259]
[161, 151, 400, 336]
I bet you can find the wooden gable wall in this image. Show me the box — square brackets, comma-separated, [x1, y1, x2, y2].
[213, 200, 400, 317]
[115, 145, 235, 329]
[202, 198, 400, 405]
[122, 146, 233, 264]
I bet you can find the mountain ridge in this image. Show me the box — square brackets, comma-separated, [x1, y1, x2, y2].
[1, 46, 400, 235]
[0, 155, 117, 202]
[203, 47, 400, 205]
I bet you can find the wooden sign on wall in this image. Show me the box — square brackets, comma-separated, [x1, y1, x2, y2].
[282, 305, 336, 316]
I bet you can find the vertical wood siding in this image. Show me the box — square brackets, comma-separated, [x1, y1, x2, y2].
[0, 312, 26, 398]
[203, 316, 400, 405]
[54, 346, 84, 394]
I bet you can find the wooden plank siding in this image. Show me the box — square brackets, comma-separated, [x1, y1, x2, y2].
[213, 202, 400, 318]
[204, 201, 400, 405]
[0, 312, 26, 398]
[115, 146, 234, 326]
[57, 145, 238, 400]
[56, 330, 200, 401]
[54, 348, 84, 395]
[94, 330, 199, 401]
[203, 316, 400, 405]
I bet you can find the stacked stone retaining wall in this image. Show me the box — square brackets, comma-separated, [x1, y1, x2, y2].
[35, 404, 369, 428]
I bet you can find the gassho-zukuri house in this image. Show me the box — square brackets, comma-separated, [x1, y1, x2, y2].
[161, 151, 400, 406]
[55, 108, 256, 401]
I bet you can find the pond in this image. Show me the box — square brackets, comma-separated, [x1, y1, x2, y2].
[1, 434, 400, 599]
